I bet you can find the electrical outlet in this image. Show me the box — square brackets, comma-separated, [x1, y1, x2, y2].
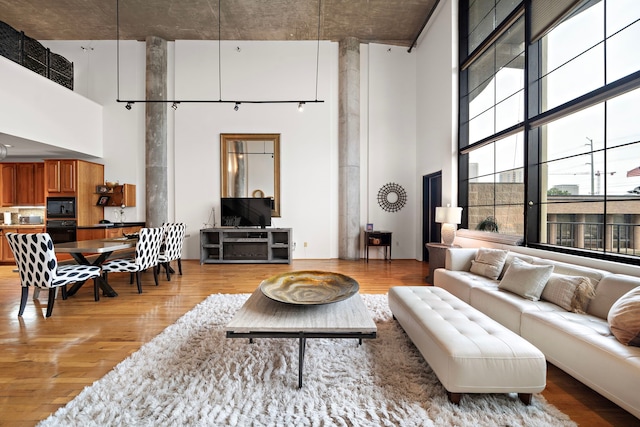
[292, 242, 297, 251]
[304, 242, 308, 247]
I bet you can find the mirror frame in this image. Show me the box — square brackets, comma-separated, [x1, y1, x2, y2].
[220, 133, 281, 218]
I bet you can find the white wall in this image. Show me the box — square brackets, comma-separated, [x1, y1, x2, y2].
[414, 0, 458, 260]
[361, 44, 418, 259]
[31, 37, 426, 261]
[0, 55, 103, 158]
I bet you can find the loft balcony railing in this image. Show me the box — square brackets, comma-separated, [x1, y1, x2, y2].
[547, 220, 639, 256]
[0, 20, 73, 90]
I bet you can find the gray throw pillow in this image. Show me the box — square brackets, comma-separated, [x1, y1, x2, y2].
[469, 248, 508, 280]
[499, 257, 553, 301]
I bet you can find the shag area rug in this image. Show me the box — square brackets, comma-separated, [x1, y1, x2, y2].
[39, 294, 576, 426]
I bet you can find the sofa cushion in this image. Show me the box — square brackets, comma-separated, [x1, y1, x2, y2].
[498, 258, 553, 301]
[608, 287, 640, 347]
[542, 273, 596, 313]
[469, 248, 508, 280]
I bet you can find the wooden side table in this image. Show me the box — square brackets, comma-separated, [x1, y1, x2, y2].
[425, 243, 460, 283]
[364, 231, 392, 262]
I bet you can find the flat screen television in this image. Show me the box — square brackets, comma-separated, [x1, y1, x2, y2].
[221, 197, 272, 228]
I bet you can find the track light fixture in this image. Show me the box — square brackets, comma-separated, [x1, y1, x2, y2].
[125, 102, 132, 110]
[234, 102, 240, 111]
[172, 102, 179, 110]
[298, 102, 305, 112]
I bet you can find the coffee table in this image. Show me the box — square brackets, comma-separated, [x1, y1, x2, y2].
[225, 287, 377, 388]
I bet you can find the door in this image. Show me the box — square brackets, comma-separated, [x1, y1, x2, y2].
[422, 171, 442, 261]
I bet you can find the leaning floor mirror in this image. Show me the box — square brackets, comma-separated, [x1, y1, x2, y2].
[220, 133, 281, 217]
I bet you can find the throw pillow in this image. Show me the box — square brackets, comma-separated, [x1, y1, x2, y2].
[498, 257, 553, 301]
[608, 287, 640, 347]
[541, 273, 596, 313]
[469, 248, 508, 280]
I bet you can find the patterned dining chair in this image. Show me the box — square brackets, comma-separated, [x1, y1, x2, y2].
[100, 227, 163, 293]
[6, 232, 101, 317]
[157, 223, 186, 281]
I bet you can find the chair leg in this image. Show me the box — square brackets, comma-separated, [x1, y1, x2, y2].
[177, 258, 182, 275]
[154, 266, 160, 286]
[33, 288, 40, 300]
[129, 272, 134, 285]
[94, 278, 100, 302]
[165, 262, 171, 281]
[46, 288, 57, 317]
[61, 285, 68, 300]
[18, 287, 29, 316]
[135, 271, 143, 293]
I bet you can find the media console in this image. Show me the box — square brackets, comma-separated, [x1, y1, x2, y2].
[200, 228, 292, 264]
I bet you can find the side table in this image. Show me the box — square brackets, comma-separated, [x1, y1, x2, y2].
[425, 242, 460, 283]
[364, 231, 392, 262]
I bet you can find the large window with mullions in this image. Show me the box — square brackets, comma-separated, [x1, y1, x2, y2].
[459, 0, 640, 261]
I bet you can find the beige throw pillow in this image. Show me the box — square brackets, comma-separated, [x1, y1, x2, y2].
[498, 257, 553, 301]
[608, 287, 640, 347]
[541, 273, 596, 313]
[469, 248, 508, 280]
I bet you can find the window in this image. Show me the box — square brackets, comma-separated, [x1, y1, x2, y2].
[459, 0, 640, 262]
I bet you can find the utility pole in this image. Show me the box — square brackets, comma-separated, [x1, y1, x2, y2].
[586, 137, 594, 195]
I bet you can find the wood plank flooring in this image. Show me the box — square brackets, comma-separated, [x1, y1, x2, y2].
[0, 259, 637, 426]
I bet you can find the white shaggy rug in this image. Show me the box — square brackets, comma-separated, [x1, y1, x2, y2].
[38, 294, 576, 427]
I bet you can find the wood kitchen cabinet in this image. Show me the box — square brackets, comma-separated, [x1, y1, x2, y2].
[0, 226, 45, 263]
[0, 162, 44, 207]
[45, 159, 76, 193]
[1, 164, 16, 207]
[107, 184, 136, 207]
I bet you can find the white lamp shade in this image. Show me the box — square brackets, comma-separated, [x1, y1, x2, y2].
[435, 206, 462, 225]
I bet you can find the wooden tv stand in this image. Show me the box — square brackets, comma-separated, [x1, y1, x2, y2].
[200, 227, 292, 264]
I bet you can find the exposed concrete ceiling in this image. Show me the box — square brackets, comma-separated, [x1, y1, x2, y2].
[0, 0, 438, 46]
[0, 0, 439, 160]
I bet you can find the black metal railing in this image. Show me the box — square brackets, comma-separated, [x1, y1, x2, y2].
[0, 20, 73, 90]
[547, 220, 638, 256]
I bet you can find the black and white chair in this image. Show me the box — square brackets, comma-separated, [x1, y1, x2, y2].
[100, 227, 163, 293]
[157, 222, 186, 281]
[6, 232, 101, 317]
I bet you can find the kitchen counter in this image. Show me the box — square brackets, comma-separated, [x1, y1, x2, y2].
[78, 222, 145, 229]
[0, 224, 45, 229]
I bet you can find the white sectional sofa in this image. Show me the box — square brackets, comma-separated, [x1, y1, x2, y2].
[434, 247, 640, 419]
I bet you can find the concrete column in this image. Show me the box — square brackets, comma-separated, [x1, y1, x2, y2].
[338, 37, 360, 260]
[145, 36, 168, 228]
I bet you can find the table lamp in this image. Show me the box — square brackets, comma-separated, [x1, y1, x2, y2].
[435, 205, 463, 246]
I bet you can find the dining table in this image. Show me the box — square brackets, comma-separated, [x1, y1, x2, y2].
[54, 238, 136, 298]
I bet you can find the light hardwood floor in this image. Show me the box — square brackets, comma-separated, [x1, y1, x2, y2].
[0, 259, 637, 426]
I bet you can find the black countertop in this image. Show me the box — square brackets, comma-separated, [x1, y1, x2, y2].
[77, 222, 145, 230]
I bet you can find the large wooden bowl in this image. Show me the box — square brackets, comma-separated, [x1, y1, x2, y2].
[259, 270, 359, 305]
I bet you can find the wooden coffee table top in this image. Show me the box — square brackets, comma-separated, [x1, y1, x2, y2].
[225, 288, 377, 334]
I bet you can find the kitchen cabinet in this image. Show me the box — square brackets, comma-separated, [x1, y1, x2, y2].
[1, 164, 16, 207]
[0, 226, 45, 263]
[0, 162, 44, 207]
[45, 160, 76, 193]
[44, 159, 105, 226]
[104, 184, 136, 207]
[76, 225, 142, 241]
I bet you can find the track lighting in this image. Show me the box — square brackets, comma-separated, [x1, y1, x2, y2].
[172, 102, 179, 110]
[234, 102, 240, 111]
[298, 102, 305, 112]
[125, 102, 132, 110]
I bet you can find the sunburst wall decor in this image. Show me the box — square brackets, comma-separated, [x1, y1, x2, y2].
[377, 182, 407, 212]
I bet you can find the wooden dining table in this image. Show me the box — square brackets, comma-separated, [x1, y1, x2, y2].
[54, 238, 136, 298]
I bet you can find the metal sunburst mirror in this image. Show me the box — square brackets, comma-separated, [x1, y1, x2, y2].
[377, 183, 407, 212]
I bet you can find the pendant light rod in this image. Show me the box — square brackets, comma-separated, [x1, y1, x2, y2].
[117, 99, 324, 104]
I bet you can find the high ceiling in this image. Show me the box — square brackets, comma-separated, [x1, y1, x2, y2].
[0, 0, 438, 46]
[0, 0, 440, 159]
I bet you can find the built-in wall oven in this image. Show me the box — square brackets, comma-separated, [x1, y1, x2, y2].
[46, 220, 77, 244]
